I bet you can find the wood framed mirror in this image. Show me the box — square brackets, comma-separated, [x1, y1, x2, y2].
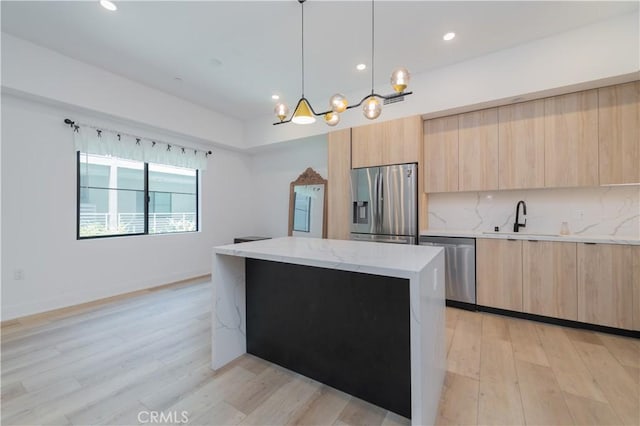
[288, 167, 328, 238]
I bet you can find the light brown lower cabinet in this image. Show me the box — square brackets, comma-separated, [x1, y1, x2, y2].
[522, 241, 577, 321]
[577, 243, 639, 330]
[477, 238, 523, 311]
[478, 238, 638, 330]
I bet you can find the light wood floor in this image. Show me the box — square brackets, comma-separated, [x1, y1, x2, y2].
[1, 281, 638, 426]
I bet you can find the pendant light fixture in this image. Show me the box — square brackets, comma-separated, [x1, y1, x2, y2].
[273, 0, 412, 126]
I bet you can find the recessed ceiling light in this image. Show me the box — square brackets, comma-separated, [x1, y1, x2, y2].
[356, 63, 367, 71]
[272, 94, 280, 100]
[99, 0, 117, 11]
[443, 32, 456, 41]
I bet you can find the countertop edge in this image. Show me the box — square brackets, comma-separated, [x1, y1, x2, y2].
[419, 230, 640, 245]
[214, 249, 417, 279]
[214, 237, 443, 278]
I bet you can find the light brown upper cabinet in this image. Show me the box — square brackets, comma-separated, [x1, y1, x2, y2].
[577, 243, 639, 330]
[424, 116, 459, 193]
[498, 100, 545, 190]
[598, 81, 640, 185]
[544, 90, 599, 188]
[477, 238, 523, 311]
[351, 121, 382, 168]
[327, 129, 352, 240]
[458, 108, 499, 192]
[522, 241, 577, 321]
[351, 116, 422, 169]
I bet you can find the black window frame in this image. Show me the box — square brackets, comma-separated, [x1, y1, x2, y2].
[76, 151, 199, 240]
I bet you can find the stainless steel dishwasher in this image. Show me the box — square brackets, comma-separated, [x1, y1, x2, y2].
[419, 236, 476, 310]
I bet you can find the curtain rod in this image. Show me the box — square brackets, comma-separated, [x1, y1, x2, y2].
[63, 119, 212, 155]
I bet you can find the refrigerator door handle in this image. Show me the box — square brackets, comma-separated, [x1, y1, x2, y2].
[374, 171, 381, 233]
[372, 172, 377, 230]
[379, 172, 384, 228]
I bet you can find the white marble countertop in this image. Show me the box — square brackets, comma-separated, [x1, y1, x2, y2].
[214, 237, 443, 279]
[419, 229, 640, 245]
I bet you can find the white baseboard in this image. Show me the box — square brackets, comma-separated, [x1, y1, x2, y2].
[1, 269, 210, 321]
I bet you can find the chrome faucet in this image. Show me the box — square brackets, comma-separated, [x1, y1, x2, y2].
[513, 200, 527, 232]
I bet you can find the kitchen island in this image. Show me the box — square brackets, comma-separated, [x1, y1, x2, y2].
[212, 237, 445, 425]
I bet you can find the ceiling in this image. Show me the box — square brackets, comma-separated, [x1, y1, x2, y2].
[2, 1, 638, 122]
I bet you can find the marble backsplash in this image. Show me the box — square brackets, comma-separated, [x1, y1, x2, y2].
[427, 186, 640, 238]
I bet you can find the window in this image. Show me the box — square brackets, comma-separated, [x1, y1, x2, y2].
[77, 152, 198, 239]
[148, 163, 198, 234]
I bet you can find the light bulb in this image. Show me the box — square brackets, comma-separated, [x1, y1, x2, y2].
[362, 96, 382, 120]
[329, 93, 348, 113]
[324, 112, 340, 127]
[390, 67, 411, 93]
[100, 0, 117, 11]
[274, 103, 289, 122]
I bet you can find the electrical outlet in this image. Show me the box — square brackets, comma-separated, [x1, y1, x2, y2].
[14, 269, 24, 280]
[575, 210, 584, 221]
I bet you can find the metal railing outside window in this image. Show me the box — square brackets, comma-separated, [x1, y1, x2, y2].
[79, 212, 197, 235]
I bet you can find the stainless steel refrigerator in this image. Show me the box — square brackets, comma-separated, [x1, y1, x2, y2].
[350, 163, 418, 245]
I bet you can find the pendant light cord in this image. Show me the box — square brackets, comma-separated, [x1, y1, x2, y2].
[301, 0, 305, 97]
[371, 0, 375, 95]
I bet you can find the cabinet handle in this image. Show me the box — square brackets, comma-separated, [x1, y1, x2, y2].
[528, 240, 539, 242]
[584, 242, 597, 245]
[507, 238, 518, 241]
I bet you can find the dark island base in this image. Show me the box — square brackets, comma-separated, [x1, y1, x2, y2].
[246, 259, 412, 418]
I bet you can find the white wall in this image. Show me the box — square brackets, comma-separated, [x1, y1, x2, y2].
[427, 186, 640, 238]
[1, 94, 255, 320]
[249, 135, 328, 238]
[245, 11, 640, 148]
[0, 32, 329, 320]
[1, 33, 244, 150]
